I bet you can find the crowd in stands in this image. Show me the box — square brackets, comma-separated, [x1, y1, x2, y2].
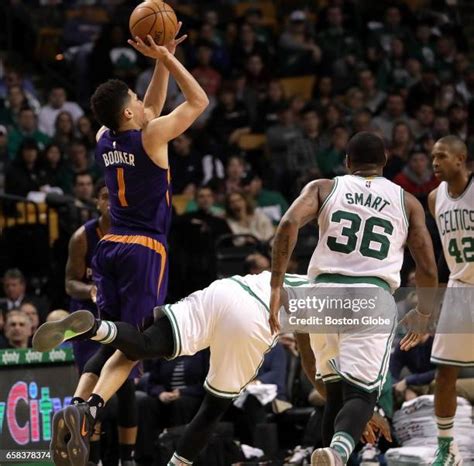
[0, 0, 473, 464]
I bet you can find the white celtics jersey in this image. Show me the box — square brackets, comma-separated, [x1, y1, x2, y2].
[435, 176, 474, 284]
[308, 175, 409, 291]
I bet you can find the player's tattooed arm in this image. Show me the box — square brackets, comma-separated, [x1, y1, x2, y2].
[65, 227, 95, 301]
[271, 181, 322, 288]
[269, 181, 330, 334]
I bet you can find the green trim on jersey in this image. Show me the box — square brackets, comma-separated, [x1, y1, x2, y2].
[229, 277, 269, 312]
[314, 273, 391, 292]
[400, 189, 409, 229]
[430, 355, 474, 367]
[444, 175, 474, 202]
[318, 177, 339, 215]
[162, 305, 182, 359]
[327, 319, 396, 394]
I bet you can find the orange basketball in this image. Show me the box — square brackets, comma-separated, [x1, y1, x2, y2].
[129, 1, 178, 46]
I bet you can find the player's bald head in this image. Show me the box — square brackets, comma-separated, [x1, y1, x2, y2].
[435, 135, 468, 157]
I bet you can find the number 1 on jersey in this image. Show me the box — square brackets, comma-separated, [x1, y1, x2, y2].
[117, 168, 128, 207]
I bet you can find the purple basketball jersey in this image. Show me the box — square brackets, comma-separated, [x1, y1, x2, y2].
[95, 129, 172, 237]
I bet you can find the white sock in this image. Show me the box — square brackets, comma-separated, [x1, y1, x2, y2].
[91, 320, 117, 344]
[437, 415, 455, 438]
[167, 452, 192, 465]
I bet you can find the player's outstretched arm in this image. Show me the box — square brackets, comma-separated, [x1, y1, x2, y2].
[270, 181, 330, 334]
[142, 22, 187, 119]
[400, 191, 438, 350]
[65, 227, 96, 301]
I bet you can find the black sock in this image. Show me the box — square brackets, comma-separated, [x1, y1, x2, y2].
[88, 440, 101, 464]
[71, 396, 85, 405]
[119, 444, 135, 461]
[87, 394, 105, 420]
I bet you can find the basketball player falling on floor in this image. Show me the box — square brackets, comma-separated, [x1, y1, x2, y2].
[269, 132, 439, 465]
[428, 136, 474, 465]
[50, 26, 208, 466]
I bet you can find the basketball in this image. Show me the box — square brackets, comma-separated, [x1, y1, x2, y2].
[129, 1, 178, 46]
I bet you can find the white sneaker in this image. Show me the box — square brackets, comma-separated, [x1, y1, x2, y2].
[311, 447, 344, 466]
[431, 438, 463, 466]
[287, 445, 314, 464]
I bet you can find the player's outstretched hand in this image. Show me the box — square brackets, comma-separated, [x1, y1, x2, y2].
[399, 308, 431, 351]
[128, 35, 171, 61]
[164, 21, 187, 55]
[269, 287, 281, 335]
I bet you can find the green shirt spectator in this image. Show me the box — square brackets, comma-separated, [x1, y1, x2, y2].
[316, 125, 349, 178]
[7, 108, 50, 158]
[242, 172, 288, 225]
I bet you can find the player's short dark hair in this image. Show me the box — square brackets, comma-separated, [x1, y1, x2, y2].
[91, 79, 130, 132]
[94, 178, 106, 198]
[346, 131, 386, 166]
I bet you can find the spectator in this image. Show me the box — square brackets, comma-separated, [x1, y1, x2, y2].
[256, 79, 286, 130]
[243, 7, 273, 45]
[208, 86, 251, 151]
[368, 5, 413, 59]
[242, 172, 288, 225]
[411, 103, 435, 140]
[20, 301, 39, 333]
[313, 75, 334, 110]
[377, 38, 410, 90]
[173, 186, 231, 294]
[191, 41, 222, 100]
[225, 155, 246, 194]
[385, 121, 414, 179]
[456, 65, 474, 104]
[323, 102, 344, 131]
[343, 87, 365, 122]
[53, 111, 75, 152]
[232, 23, 269, 70]
[7, 107, 50, 157]
[224, 191, 274, 242]
[352, 109, 374, 133]
[5, 139, 46, 197]
[169, 133, 204, 195]
[358, 69, 387, 114]
[76, 115, 96, 150]
[373, 93, 410, 140]
[390, 335, 435, 404]
[0, 85, 33, 129]
[245, 54, 271, 98]
[278, 10, 321, 76]
[406, 65, 439, 115]
[41, 143, 68, 192]
[317, 5, 361, 91]
[0, 67, 39, 107]
[433, 114, 451, 138]
[0, 309, 32, 349]
[135, 352, 209, 464]
[448, 102, 469, 142]
[435, 83, 460, 113]
[38, 87, 84, 137]
[413, 22, 436, 67]
[316, 125, 349, 178]
[0, 269, 47, 319]
[62, 140, 101, 194]
[244, 252, 270, 275]
[435, 35, 457, 83]
[73, 171, 95, 208]
[266, 102, 303, 191]
[393, 150, 440, 206]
